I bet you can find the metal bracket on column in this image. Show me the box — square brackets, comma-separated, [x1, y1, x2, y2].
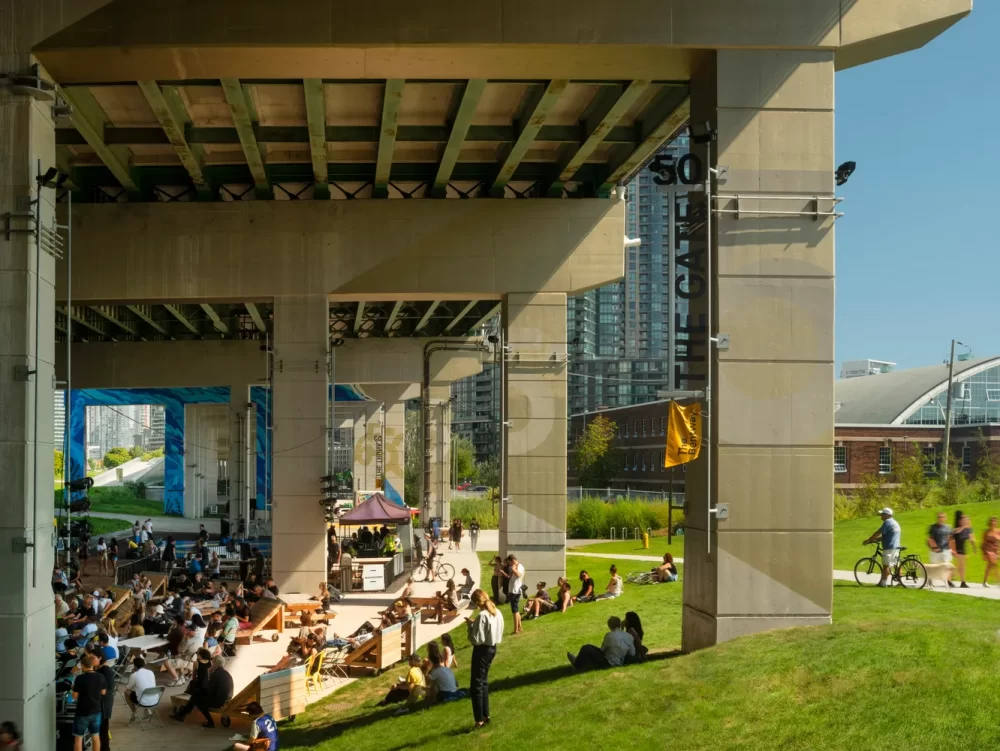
[504, 350, 568, 364]
[0, 65, 56, 102]
[709, 503, 729, 521]
[712, 333, 731, 351]
[2, 211, 36, 241]
[13, 364, 35, 382]
[11, 537, 34, 554]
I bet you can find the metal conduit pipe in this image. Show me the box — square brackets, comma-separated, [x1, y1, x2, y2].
[421, 339, 490, 524]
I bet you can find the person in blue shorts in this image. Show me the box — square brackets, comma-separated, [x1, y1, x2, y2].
[233, 701, 278, 750]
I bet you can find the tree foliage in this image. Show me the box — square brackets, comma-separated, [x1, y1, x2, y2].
[573, 415, 619, 488]
[404, 406, 422, 506]
[976, 430, 1000, 502]
[102, 447, 132, 470]
[54, 450, 64, 478]
[473, 455, 500, 488]
[452, 436, 476, 483]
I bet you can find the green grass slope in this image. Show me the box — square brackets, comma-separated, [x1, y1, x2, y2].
[278, 553, 1000, 751]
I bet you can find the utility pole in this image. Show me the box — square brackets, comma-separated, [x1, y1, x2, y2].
[942, 338, 956, 481]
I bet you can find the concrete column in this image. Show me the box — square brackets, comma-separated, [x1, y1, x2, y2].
[363, 383, 418, 505]
[228, 382, 252, 525]
[682, 50, 835, 651]
[424, 384, 452, 525]
[352, 402, 378, 492]
[271, 295, 328, 592]
[501, 292, 567, 585]
[183, 405, 201, 518]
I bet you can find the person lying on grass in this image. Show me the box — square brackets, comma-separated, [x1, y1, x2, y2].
[594, 565, 623, 600]
[567, 615, 635, 671]
[572, 571, 596, 603]
[523, 581, 554, 620]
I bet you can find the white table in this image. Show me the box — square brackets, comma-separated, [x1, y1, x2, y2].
[118, 635, 168, 652]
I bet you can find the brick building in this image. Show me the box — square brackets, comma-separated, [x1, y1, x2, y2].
[568, 399, 684, 494]
[835, 356, 1000, 491]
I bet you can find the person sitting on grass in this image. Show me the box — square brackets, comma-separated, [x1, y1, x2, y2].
[572, 570, 596, 603]
[523, 581, 554, 620]
[232, 701, 279, 751]
[654, 553, 678, 583]
[441, 632, 459, 669]
[426, 649, 467, 703]
[595, 565, 623, 600]
[622, 612, 647, 663]
[395, 653, 427, 714]
[567, 615, 635, 672]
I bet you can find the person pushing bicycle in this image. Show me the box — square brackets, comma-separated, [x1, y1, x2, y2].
[864, 507, 901, 588]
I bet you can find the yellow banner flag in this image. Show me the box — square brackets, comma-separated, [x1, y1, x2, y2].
[664, 401, 702, 468]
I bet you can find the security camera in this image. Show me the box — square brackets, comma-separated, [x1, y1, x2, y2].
[836, 161, 856, 186]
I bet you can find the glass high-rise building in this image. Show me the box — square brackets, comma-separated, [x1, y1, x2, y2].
[568, 135, 689, 415]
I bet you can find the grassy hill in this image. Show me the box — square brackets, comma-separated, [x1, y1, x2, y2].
[278, 552, 1000, 750]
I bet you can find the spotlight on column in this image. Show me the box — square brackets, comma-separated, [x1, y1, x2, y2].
[835, 161, 856, 186]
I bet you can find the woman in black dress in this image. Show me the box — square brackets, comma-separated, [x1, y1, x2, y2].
[162, 535, 177, 575]
[951, 510, 976, 588]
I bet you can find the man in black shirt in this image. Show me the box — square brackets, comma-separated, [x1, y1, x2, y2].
[927, 511, 956, 588]
[574, 571, 596, 603]
[95, 652, 117, 750]
[72, 652, 107, 751]
[172, 655, 233, 728]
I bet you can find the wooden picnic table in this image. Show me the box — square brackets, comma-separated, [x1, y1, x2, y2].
[119, 635, 169, 652]
[280, 593, 323, 615]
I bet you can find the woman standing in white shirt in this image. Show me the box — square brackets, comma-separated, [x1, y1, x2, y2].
[96, 538, 109, 576]
[466, 589, 503, 731]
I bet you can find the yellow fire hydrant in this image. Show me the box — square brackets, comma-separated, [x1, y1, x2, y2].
[642, 532, 650, 549]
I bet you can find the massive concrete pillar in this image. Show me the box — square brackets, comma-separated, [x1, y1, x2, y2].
[0, 2, 113, 744]
[362, 383, 417, 505]
[270, 295, 328, 592]
[501, 292, 568, 585]
[682, 50, 835, 651]
[424, 385, 452, 525]
[228, 381, 253, 525]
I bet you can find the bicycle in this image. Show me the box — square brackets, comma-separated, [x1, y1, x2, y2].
[626, 571, 657, 585]
[414, 559, 455, 583]
[854, 542, 927, 588]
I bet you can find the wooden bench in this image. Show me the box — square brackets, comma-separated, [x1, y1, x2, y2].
[140, 571, 169, 599]
[105, 585, 138, 630]
[171, 664, 306, 726]
[409, 596, 465, 624]
[343, 620, 403, 676]
[236, 598, 285, 645]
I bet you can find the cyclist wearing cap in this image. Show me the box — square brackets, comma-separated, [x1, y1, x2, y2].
[864, 507, 901, 587]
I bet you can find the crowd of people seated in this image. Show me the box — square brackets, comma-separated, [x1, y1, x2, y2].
[376, 636, 467, 714]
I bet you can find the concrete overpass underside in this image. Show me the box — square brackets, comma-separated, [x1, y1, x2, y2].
[0, 0, 970, 744]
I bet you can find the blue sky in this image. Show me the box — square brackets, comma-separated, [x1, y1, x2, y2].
[835, 4, 995, 371]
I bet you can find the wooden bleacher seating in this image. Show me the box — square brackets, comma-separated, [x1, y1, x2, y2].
[171, 664, 306, 725]
[236, 598, 285, 645]
[105, 585, 136, 630]
[343, 620, 403, 676]
[409, 596, 465, 624]
[140, 571, 169, 599]
[399, 615, 419, 659]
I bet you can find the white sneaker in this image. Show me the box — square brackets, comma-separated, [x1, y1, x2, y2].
[985, 583, 991, 588]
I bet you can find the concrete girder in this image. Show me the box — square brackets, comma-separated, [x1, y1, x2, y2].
[466, 302, 502, 334]
[490, 79, 568, 196]
[432, 79, 487, 197]
[374, 79, 404, 198]
[91, 305, 139, 336]
[302, 78, 329, 199]
[163, 304, 199, 335]
[353, 301, 367, 334]
[58, 86, 136, 193]
[443, 300, 477, 333]
[137, 80, 207, 191]
[413, 301, 440, 334]
[220, 78, 271, 198]
[199, 303, 228, 333]
[126, 304, 169, 335]
[57, 337, 484, 389]
[245, 302, 267, 333]
[384, 300, 404, 334]
[57, 199, 624, 301]
[33, 1, 970, 83]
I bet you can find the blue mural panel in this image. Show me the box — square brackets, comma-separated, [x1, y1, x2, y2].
[67, 387, 229, 516]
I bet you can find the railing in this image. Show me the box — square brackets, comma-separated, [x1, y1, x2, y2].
[568, 487, 686, 505]
[114, 554, 160, 585]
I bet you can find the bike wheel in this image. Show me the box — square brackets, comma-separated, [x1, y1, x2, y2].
[895, 557, 927, 589]
[437, 562, 455, 581]
[414, 562, 430, 582]
[626, 572, 646, 584]
[853, 557, 882, 586]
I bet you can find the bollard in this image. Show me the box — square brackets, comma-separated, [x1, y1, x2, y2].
[642, 532, 650, 549]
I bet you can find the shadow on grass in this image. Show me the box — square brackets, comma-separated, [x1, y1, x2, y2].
[280, 649, 683, 747]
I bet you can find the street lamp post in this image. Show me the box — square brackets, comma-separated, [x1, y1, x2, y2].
[942, 339, 956, 481]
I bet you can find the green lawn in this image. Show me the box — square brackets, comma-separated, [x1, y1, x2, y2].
[277, 552, 1000, 750]
[569, 536, 681, 558]
[53, 485, 164, 517]
[89, 518, 132, 536]
[833, 499, 1000, 584]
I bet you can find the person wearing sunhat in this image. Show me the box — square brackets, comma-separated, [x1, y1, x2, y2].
[863, 507, 901, 587]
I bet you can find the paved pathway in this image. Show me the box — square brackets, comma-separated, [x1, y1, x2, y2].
[87, 511, 222, 534]
[833, 569, 1000, 599]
